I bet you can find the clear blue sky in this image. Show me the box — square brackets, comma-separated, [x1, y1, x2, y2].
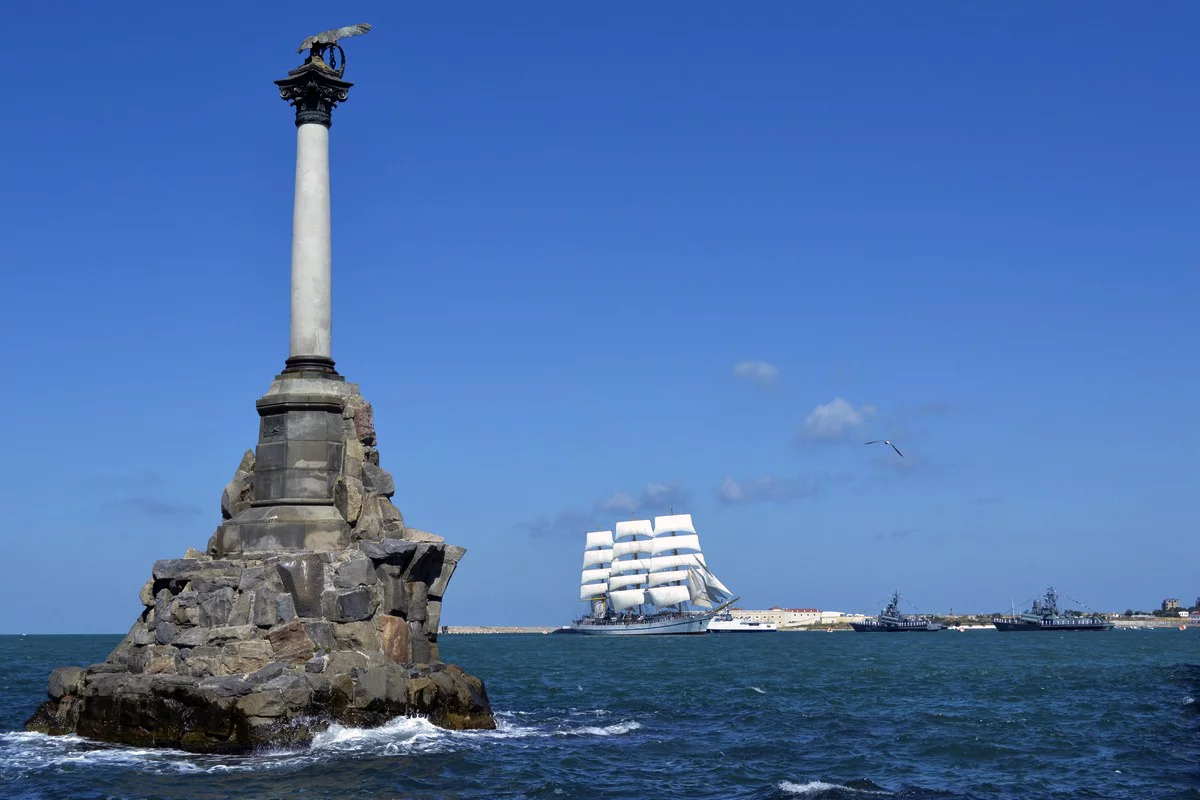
[2, 2, 1197, 632]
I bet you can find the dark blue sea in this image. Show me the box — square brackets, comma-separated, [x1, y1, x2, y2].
[0, 630, 1196, 799]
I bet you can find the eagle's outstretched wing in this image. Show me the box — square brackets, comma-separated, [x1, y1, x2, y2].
[297, 23, 373, 53]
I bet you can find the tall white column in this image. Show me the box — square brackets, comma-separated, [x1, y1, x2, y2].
[290, 122, 333, 362]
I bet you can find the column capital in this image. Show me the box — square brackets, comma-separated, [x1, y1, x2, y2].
[275, 62, 353, 128]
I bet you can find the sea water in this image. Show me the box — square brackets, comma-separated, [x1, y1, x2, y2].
[0, 630, 1195, 799]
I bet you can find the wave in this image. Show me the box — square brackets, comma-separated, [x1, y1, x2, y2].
[554, 720, 642, 737]
[750, 686, 767, 694]
[779, 779, 890, 797]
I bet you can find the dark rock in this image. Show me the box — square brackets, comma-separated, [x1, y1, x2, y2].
[220, 449, 255, 520]
[208, 625, 256, 644]
[153, 559, 200, 580]
[333, 553, 377, 588]
[359, 538, 417, 569]
[429, 546, 465, 597]
[276, 554, 325, 617]
[361, 462, 395, 497]
[197, 588, 235, 628]
[155, 622, 179, 646]
[47, 667, 85, 700]
[407, 582, 428, 623]
[276, 593, 297, 623]
[351, 401, 375, 446]
[252, 587, 279, 628]
[333, 621, 378, 651]
[247, 662, 288, 684]
[331, 588, 376, 623]
[381, 575, 408, 616]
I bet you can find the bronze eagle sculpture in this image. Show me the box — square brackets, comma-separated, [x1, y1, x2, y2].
[297, 23, 373, 54]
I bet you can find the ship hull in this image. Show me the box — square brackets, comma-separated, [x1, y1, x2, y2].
[569, 612, 716, 636]
[850, 622, 943, 633]
[992, 619, 1113, 632]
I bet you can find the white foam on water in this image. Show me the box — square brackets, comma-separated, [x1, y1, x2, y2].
[310, 715, 448, 755]
[555, 720, 642, 737]
[779, 780, 890, 796]
[750, 686, 767, 694]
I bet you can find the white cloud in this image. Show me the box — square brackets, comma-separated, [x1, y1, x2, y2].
[522, 482, 692, 536]
[732, 360, 780, 389]
[600, 492, 636, 514]
[800, 397, 875, 440]
[718, 472, 852, 504]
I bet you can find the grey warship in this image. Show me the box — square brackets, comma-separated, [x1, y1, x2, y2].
[850, 591, 943, 632]
[992, 586, 1113, 631]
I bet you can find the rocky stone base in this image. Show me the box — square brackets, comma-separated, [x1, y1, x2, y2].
[26, 659, 491, 753]
[24, 543, 495, 752]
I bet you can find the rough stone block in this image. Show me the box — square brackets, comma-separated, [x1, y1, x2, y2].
[334, 475, 364, 525]
[304, 655, 326, 674]
[47, 667, 85, 700]
[429, 546, 465, 597]
[331, 587, 376, 622]
[154, 559, 200, 580]
[276, 593, 297, 623]
[198, 674, 251, 698]
[333, 553, 377, 588]
[156, 622, 179, 646]
[351, 401, 375, 445]
[407, 582, 428, 623]
[229, 590, 252, 627]
[237, 690, 287, 718]
[237, 567, 268, 592]
[424, 600, 442, 637]
[381, 576, 408, 617]
[409, 622, 431, 663]
[333, 621, 379, 651]
[251, 588, 278, 628]
[404, 544, 440, 584]
[355, 493, 385, 540]
[361, 462, 395, 497]
[360, 538, 417, 569]
[144, 645, 181, 675]
[173, 627, 207, 648]
[377, 615, 411, 663]
[207, 625, 257, 644]
[139, 579, 155, 607]
[343, 437, 365, 479]
[265, 621, 317, 664]
[220, 640, 273, 674]
[198, 588, 235, 628]
[304, 621, 335, 651]
[402, 529, 444, 544]
[276, 554, 326, 617]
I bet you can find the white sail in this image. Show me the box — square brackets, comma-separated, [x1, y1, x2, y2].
[687, 564, 734, 608]
[584, 530, 614, 549]
[582, 549, 612, 569]
[609, 588, 647, 611]
[612, 539, 655, 558]
[580, 568, 610, 585]
[614, 519, 654, 539]
[686, 568, 712, 608]
[609, 558, 651, 574]
[648, 553, 706, 572]
[652, 514, 696, 535]
[608, 573, 649, 590]
[579, 582, 607, 600]
[646, 569, 691, 587]
[647, 585, 691, 607]
[650, 533, 701, 555]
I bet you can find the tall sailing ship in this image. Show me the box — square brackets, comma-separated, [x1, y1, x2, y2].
[571, 513, 737, 635]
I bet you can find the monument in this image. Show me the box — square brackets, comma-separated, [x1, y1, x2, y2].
[25, 25, 496, 752]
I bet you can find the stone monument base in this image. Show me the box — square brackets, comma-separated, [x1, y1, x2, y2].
[25, 544, 494, 753]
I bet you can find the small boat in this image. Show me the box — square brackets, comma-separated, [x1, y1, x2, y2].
[992, 587, 1113, 631]
[708, 612, 778, 633]
[850, 591, 943, 632]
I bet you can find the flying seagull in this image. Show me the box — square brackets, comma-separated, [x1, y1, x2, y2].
[865, 440, 903, 458]
[297, 23, 373, 54]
